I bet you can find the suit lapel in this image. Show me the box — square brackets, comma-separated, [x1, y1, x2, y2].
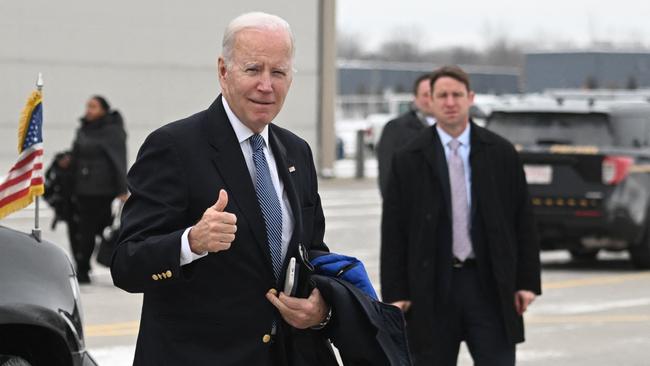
[269, 127, 302, 271]
[469, 122, 493, 221]
[418, 127, 452, 219]
[469, 127, 482, 219]
[469, 122, 500, 279]
[203, 96, 274, 277]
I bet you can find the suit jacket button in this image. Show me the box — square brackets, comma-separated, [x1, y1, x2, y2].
[152, 274, 159, 281]
[262, 334, 272, 344]
[166, 270, 173, 278]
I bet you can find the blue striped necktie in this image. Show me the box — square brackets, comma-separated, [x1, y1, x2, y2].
[250, 134, 284, 280]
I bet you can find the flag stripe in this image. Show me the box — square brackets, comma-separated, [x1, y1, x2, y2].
[0, 169, 37, 192]
[0, 186, 31, 207]
[0, 186, 43, 218]
[10, 148, 43, 172]
[0, 159, 43, 200]
[0, 168, 44, 195]
[0, 177, 33, 199]
[2, 161, 43, 183]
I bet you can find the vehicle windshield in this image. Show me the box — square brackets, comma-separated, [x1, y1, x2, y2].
[487, 112, 614, 146]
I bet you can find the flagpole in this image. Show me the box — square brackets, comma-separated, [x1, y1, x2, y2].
[32, 72, 44, 242]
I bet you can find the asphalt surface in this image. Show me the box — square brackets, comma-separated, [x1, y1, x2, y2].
[3, 167, 650, 365]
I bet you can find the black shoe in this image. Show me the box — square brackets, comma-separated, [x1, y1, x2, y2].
[77, 272, 91, 284]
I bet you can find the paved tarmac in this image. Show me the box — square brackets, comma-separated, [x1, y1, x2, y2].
[3, 171, 649, 365]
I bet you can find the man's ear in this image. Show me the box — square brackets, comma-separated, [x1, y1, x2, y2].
[217, 57, 227, 80]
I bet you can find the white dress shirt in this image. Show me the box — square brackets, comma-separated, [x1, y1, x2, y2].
[180, 98, 295, 266]
[435, 123, 472, 207]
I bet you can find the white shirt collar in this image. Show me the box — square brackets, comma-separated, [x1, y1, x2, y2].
[436, 122, 471, 148]
[221, 96, 270, 147]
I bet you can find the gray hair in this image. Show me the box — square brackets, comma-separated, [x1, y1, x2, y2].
[221, 12, 295, 67]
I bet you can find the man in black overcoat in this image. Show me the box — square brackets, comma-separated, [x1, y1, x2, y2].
[381, 65, 541, 365]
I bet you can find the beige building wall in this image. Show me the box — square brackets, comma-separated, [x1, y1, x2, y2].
[0, 1, 330, 175]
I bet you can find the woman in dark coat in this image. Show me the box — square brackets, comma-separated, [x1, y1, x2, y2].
[70, 95, 127, 283]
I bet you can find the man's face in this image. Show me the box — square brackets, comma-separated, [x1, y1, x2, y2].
[430, 76, 474, 135]
[413, 78, 433, 116]
[218, 28, 293, 133]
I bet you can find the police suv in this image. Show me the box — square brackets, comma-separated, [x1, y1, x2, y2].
[486, 94, 650, 269]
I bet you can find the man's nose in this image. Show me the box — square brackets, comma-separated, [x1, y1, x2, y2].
[257, 72, 273, 92]
[444, 95, 456, 105]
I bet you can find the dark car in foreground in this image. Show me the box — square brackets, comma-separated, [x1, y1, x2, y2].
[0, 226, 97, 366]
[486, 97, 650, 268]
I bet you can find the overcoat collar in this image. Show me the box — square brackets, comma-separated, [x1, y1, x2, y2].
[410, 121, 495, 218]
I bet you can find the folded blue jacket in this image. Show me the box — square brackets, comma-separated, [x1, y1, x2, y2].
[310, 253, 378, 300]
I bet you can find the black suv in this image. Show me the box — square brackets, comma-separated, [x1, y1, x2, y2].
[486, 97, 650, 268]
[0, 226, 97, 365]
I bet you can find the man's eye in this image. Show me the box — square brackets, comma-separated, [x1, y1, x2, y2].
[245, 68, 259, 73]
[272, 71, 286, 76]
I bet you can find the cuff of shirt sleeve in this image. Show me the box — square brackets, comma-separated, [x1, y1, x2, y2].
[180, 227, 208, 266]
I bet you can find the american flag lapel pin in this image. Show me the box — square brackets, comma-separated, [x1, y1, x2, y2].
[288, 166, 296, 173]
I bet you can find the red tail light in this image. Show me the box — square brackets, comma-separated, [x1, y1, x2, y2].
[602, 156, 633, 185]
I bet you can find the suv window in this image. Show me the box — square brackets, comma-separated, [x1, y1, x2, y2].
[487, 112, 614, 146]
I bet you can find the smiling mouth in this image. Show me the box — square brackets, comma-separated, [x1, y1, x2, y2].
[250, 99, 274, 105]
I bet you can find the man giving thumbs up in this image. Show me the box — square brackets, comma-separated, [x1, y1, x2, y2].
[110, 12, 334, 366]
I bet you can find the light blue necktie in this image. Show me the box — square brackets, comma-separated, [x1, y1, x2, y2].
[250, 134, 284, 280]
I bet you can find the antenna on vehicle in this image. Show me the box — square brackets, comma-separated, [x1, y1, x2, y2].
[588, 98, 595, 107]
[32, 72, 43, 243]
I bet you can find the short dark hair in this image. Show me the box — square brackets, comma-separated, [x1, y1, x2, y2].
[91, 95, 111, 113]
[412, 73, 432, 96]
[430, 65, 471, 92]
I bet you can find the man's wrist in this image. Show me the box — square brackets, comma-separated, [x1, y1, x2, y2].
[310, 307, 332, 330]
[181, 227, 207, 266]
[187, 227, 203, 255]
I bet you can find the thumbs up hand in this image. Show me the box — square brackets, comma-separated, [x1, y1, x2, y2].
[212, 189, 229, 212]
[189, 189, 238, 254]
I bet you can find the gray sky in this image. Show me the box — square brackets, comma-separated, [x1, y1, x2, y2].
[337, 0, 650, 51]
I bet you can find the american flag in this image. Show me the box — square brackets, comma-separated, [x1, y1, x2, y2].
[0, 90, 45, 220]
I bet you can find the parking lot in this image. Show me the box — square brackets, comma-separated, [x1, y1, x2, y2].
[3, 171, 650, 365]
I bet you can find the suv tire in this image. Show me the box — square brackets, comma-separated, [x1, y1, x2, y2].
[630, 238, 650, 270]
[0, 356, 32, 366]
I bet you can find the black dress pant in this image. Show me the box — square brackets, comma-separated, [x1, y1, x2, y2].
[70, 195, 113, 276]
[414, 264, 515, 366]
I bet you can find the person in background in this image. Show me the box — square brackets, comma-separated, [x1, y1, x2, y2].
[376, 73, 435, 198]
[68, 95, 127, 283]
[381, 65, 541, 365]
